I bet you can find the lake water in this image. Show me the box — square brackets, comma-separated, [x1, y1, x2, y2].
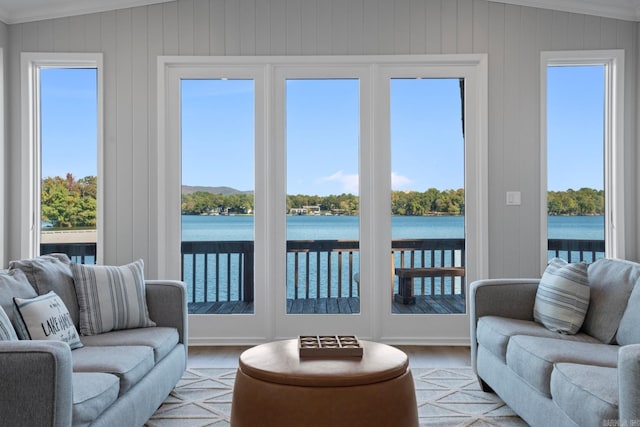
[182, 214, 605, 241]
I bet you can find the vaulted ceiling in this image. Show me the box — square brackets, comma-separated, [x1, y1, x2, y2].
[0, 0, 638, 25]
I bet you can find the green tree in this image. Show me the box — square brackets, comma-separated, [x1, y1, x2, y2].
[41, 173, 97, 228]
[547, 188, 603, 216]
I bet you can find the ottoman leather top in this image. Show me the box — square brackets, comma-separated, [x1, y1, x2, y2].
[239, 339, 409, 387]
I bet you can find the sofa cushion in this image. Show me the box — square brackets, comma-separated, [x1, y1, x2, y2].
[551, 363, 618, 427]
[71, 345, 154, 395]
[506, 335, 618, 397]
[72, 372, 119, 427]
[0, 269, 37, 322]
[616, 277, 640, 345]
[80, 327, 179, 363]
[13, 291, 83, 349]
[533, 258, 590, 334]
[476, 316, 600, 362]
[0, 305, 18, 340]
[9, 253, 79, 328]
[72, 259, 156, 336]
[582, 258, 640, 344]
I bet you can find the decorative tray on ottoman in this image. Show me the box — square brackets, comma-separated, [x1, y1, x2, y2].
[298, 335, 363, 358]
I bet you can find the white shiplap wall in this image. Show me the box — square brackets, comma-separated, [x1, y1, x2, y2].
[5, 0, 638, 278]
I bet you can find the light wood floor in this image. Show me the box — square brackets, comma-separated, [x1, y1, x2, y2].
[188, 345, 471, 368]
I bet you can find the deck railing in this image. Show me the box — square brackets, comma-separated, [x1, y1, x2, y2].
[547, 238, 605, 262]
[392, 238, 465, 299]
[181, 238, 466, 304]
[178, 238, 607, 304]
[39, 238, 606, 305]
[182, 241, 254, 304]
[287, 240, 360, 300]
[40, 243, 97, 264]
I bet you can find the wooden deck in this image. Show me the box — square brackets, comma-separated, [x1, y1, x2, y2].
[188, 295, 465, 315]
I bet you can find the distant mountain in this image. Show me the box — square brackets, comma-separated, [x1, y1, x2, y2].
[181, 185, 253, 195]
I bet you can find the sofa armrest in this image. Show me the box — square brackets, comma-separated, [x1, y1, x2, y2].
[0, 340, 73, 427]
[145, 280, 188, 349]
[619, 344, 640, 423]
[470, 279, 540, 321]
[469, 279, 540, 374]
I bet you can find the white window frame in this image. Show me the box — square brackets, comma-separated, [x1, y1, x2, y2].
[540, 50, 625, 269]
[21, 52, 104, 262]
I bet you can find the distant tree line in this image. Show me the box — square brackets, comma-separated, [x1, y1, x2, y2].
[182, 191, 254, 215]
[181, 188, 466, 216]
[287, 193, 360, 215]
[181, 187, 604, 217]
[547, 188, 604, 216]
[40, 175, 604, 228]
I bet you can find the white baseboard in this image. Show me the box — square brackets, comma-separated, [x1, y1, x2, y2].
[187, 335, 471, 347]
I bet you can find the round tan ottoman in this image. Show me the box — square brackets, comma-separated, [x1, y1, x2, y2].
[230, 339, 418, 427]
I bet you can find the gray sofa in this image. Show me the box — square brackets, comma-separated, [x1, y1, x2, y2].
[0, 254, 188, 427]
[470, 258, 640, 427]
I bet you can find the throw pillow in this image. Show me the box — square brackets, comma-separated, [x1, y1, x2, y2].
[71, 259, 156, 336]
[611, 260, 640, 345]
[0, 268, 37, 323]
[616, 278, 640, 346]
[13, 291, 83, 349]
[533, 258, 590, 334]
[583, 258, 640, 344]
[0, 305, 18, 341]
[9, 253, 80, 328]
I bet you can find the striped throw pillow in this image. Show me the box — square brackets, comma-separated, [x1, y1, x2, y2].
[72, 259, 156, 336]
[0, 305, 17, 341]
[534, 258, 590, 334]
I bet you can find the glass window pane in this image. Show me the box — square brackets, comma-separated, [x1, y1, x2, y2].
[390, 78, 465, 314]
[547, 66, 605, 262]
[286, 79, 360, 315]
[181, 79, 255, 314]
[40, 68, 98, 264]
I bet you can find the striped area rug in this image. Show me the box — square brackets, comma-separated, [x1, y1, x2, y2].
[145, 366, 526, 427]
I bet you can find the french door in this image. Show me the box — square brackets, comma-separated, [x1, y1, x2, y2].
[159, 64, 269, 344]
[374, 63, 487, 344]
[158, 55, 487, 344]
[271, 65, 372, 339]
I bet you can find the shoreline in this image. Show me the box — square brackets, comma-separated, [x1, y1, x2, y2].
[40, 214, 605, 244]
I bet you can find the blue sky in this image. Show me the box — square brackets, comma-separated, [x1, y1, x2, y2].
[285, 79, 360, 195]
[547, 65, 604, 191]
[181, 77, 464, 196]
[181, 79, 255, 191]
[41, 68, 97, 179]
[42, 66, 604, 194]
[390, 78, 464, 191]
